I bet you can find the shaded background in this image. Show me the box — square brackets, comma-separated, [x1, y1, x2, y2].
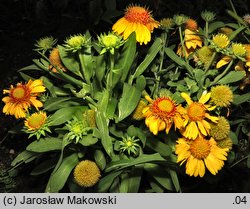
[0, 0, 249, 192]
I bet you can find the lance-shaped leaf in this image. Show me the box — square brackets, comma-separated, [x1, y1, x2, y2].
[116, 83, 141, 122]
[45, 153, 79, 192]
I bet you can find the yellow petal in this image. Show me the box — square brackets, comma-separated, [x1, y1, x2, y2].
[199, 92, 211, 104]
[181, 93, 193, 105]
[216, 56, 232, 69]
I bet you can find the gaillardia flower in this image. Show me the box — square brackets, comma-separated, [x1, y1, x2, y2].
[24, 111, 47, 131]
[24, 111, 51, 139]
[2, 80, 46, 118]
[142, 96, 186, 135]
[176, 136, 229, 177]
[212, 33, 230, 49]
[210, 85, 233, 107]
[74, 160, 101, 187]
[181, 92, 218, 140]
[112, 5, 160, 45]
[216, 137, 233, 150]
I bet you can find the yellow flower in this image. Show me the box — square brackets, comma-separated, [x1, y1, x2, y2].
[74, 160, 101, 187]
[244, 44, 250, 71]
[2, 80, 46, 118]
[210, 85, 233, 107]
[184, 29, 202, 50]
[112, 5, 160, 45]
[181, 92, 218, 140]
[24, 111, 47, 131]
[49, 47, 66, 73]
[212, 33, 230, 49]
[176, 136, 229, 177]
[232, 43, 246, 57]
[142, 96, 186, 135]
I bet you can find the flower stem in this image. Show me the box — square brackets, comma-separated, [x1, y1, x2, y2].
[178, 26, 187, 60]
[107, 53, 115, 91]
[204, 52, 217, 74]
[153, 32, 167, 98]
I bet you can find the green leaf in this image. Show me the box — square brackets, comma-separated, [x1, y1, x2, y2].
[228, 26, 246, 40]
[78, 135, 98, 146]
[19, 72, 35, 81]
[11, 151, 40, 166]
[146, 137, 172, 157]
[116, 83, 141, 122]
[45, 153, 79, 192]
[95, 55, 106, 83]
[79, 52, 95, 84]
[50, 106, 87, 126]
[217, 71, 245, 84]
[135, 75, 146, 91]
[30, 158, 58, 175]
[208, 21, 225, 34]
[131, 38, 162, 80]
[44, 97, 80, 111]
[119, 173, 129, 193]
[26, 137, 63, 153]
[105, 153, 168, 172]
[164, 47, 195, 75]
[229, 131, 238, 144]
[58, 45, 81, 77]
[233, 93, 250, 105]
[127, 165, 143, 192]
[115, 32, 136, 82]
[169, 169, 180, 192]
[144, 163, 174, 191]
[18, 64, 43, 72]
[95, 170, 123, 192]
[33, 59, 50, 71]
[94, 150, 107, 170]
[95, 110, 114, 157]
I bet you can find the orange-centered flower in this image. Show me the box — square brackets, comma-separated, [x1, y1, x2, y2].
[112, 5, 160, 45]
[142, 96, 186, 135]
[2, 80, 46, 118]
[175, 136, 229, 177]
[181, 92, 218, 140]
[24, 111, 47, 131]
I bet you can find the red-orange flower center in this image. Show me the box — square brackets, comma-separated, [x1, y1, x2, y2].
[187, 102, 206, 121]
[125, 6, 151, 25]
[189, 137, 211, 159]
[10, 85, 30, 102]
[151, 97, 176, 120]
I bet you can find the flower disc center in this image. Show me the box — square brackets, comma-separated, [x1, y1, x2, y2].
[189, 137, 211, 159]
[187, 102, 205, 121]
[12, 87, 26, 100]
[28, 113, 46, 130]
[125, 6, 151, 24]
